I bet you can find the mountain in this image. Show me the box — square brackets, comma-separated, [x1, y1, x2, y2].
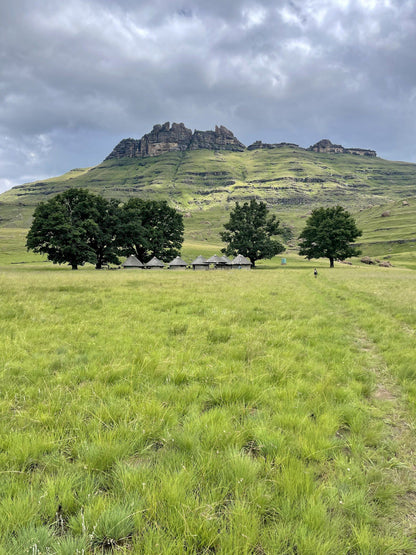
[0, 122, 415, 252]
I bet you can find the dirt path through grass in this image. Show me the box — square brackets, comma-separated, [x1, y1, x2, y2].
[314, 269, 416, 546]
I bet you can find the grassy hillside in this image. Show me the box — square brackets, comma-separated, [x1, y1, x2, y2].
[355, 199, 416, 256]
[1, 260, 416, 553]
[1, 147, 415, 259]
[1, 147, 416, 222]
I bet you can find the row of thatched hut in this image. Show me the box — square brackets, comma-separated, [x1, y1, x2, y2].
[123, 254, 252, 270]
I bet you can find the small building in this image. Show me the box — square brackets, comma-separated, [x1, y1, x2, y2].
[191, 255, 209, 270]
[217, 255, 232, 270]
[168, 256, 187, 270]
[145, 256, 165, 269]
[206, 254, 222, 269]
[231, 254, 252, 269]
[123, 254, 144, 269]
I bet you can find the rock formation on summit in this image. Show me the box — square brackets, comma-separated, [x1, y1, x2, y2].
[141, 122, 193, 156]
[308, 139, 376, 157]
[189, 126, 245, 151]
[105, 125, 376, 161]
[105, 122, 245, 160]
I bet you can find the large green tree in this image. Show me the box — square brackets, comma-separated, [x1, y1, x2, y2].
[298, 206, 362, 267]
[26, 188, 120, 269]
[220, 199, 285, 266]
[117, 199, 184, 262]
[88, 196, 121, 269]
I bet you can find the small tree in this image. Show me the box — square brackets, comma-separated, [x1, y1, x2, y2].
[298, 206, 362, 267]
[220, 199, 285, 266]
[117, 199, 184, 262]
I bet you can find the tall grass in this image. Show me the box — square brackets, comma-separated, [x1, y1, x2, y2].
[0, 261, 415, 553]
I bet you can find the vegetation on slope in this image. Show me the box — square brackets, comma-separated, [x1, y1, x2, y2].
[1, 147, 415, 228]
[355, 198, 416, 256]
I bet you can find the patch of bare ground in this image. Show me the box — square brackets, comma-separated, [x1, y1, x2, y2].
[355, 330, 416, 539]
[401, 322, 415, 336]
[374, 386, 396, 401]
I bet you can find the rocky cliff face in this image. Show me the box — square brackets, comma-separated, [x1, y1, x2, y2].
[140, 122, 193, 157]
[308, 139, 376, 157]
[190, 125, 245, 151]
[105, 127, 376, 161]
[105, 122, 245, 160]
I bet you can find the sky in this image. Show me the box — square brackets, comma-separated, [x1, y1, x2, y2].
[1, 0, 416, 193]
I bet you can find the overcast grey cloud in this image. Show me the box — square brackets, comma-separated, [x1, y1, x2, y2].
[1, 0, 416, 192]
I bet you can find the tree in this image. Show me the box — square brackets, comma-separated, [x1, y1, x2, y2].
[220, 199, 285, 266]
[88, 196, 121, 269]
[26, 188, 120, 269]
[298, 206, 362, 267]
[117, 199, 184, 262]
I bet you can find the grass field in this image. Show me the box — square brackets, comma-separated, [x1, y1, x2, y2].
[1, 245, 416, 553]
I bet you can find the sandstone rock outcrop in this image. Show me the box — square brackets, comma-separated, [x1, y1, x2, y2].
[105, 122, 245, 160]
[361, 256, 375, 264]
[107, 138, 141, 159]
[308, 139, 376, 157]
[105, 126, 376, 161]
[190, 125, 245, 151]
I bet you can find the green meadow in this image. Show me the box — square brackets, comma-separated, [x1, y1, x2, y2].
[1, 240, 416, 553]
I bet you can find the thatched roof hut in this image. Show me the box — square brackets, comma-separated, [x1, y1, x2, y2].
[123, 254, 144, 268]
[231, 254, 252, 269]
[217, 255, 232, 270]
[168, 256, 187, 269]
[206, 254, 222, 268]
[145, 256, 165, 269]
[191, 255, 209, 270]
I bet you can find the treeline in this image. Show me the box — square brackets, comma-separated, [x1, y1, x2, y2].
[26, 189, 362, 270]
[26, 189, 184, 269]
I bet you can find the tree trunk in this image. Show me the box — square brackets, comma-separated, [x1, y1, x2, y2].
[71, 264, 78, 270]
[329, 257, 334, 268]
[96, 251, 103, 270]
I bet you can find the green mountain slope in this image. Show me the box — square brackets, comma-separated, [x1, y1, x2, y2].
[1, 146, 415, 253]
[355, 199, 416, 255]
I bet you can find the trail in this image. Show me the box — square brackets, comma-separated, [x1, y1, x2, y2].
[311, 270, 416, 543]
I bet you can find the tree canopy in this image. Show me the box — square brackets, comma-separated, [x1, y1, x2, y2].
[117, 199, 184, 262]
[26, 189, 184, 269]
[26, 188, 113, 270]
[298, 206, 362, 267]
[87, 196, 121, 269]
[220, 199, 285, 266]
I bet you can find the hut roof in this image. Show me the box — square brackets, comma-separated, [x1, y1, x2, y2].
[206, 254, 222, 264]
[218, 255, 232, 264]
[123, 254, 143, 267]
[169, 256, 187, 267]
[146, 256, 165, 267]
[231, 254, 251, 266]
[191, 255, 208, 265]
